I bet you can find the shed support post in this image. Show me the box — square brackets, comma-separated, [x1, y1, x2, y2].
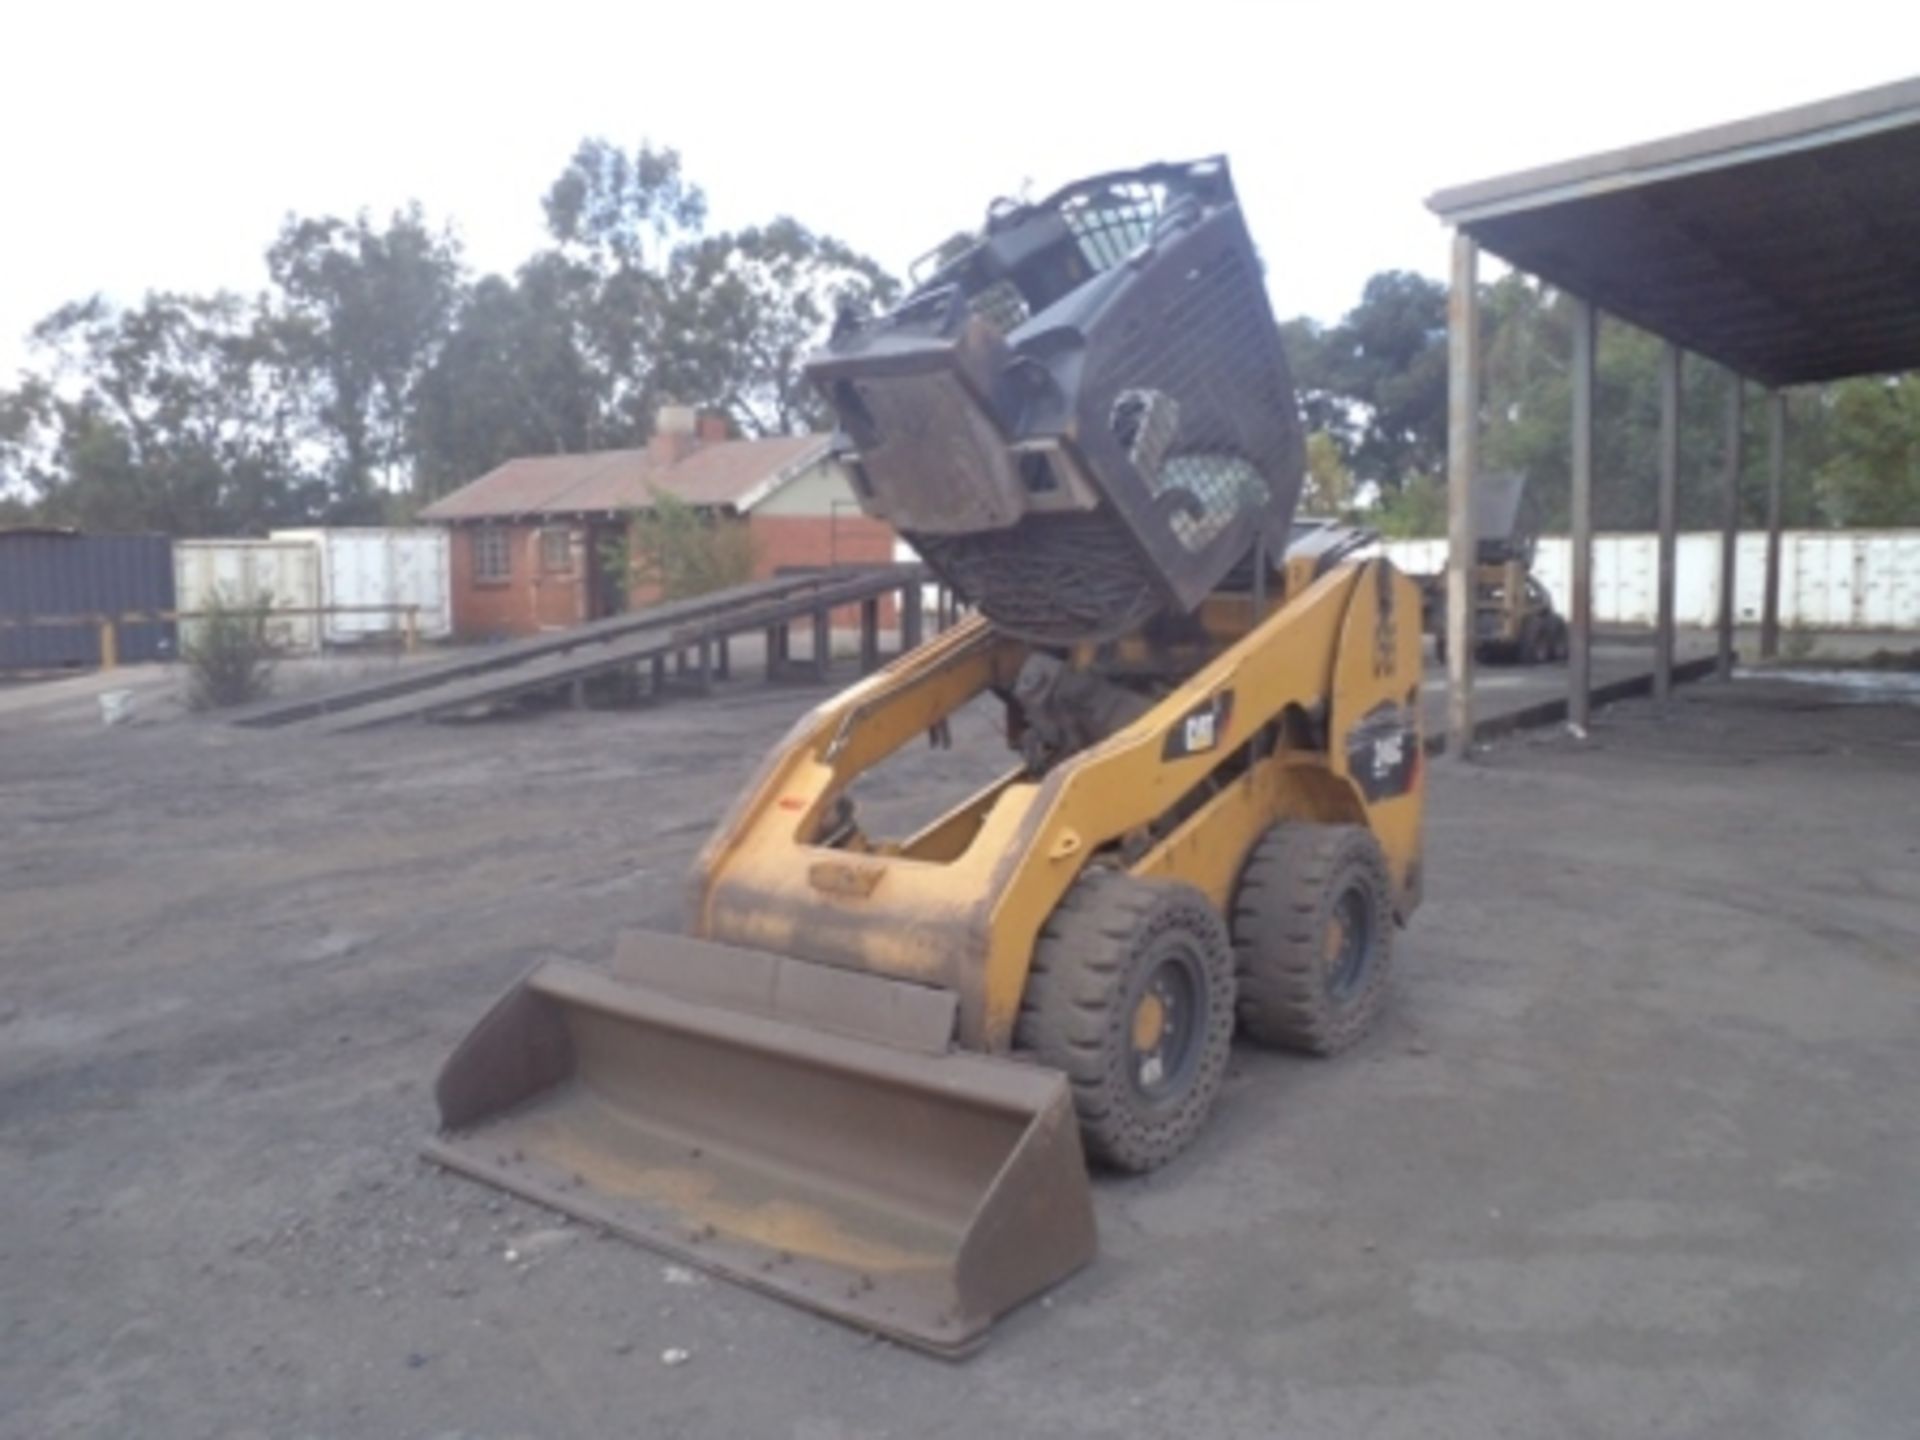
[859, 597, 881, 673]
[1718, 376, 1743, 680]
[900, 579, 925, 654]
[1568, 297, 1596, 732]
[1762, 391, 1785, 659]
[650, 653, 667, 696]
[715, 633, 731, 681]
[812, 608, 831, 682]
[765, 623, 787, 682]
[695, 638, 713, 696]
[1655, 342, 1681, 706]
[1444, 232, 1480, 757]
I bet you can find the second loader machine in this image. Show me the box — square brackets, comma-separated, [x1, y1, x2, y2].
[427, 159, 1427, 1354]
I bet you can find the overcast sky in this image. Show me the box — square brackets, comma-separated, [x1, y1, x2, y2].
[2, 1, 1914, 380]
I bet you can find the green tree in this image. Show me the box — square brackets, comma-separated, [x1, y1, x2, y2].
[411, 269, 595, 497]
[1281, 271, 1449, 495]
[1373, 474, 1448, 537]
[265, 206, 462, 513]
[0, 378, 57, 508]
[536, 140, 707, 449]
[1475, 274, 1841, 532]
[657, 219, 899, 436]
[1278, 317, 1353, 448]
[1813, 376, 1920, 525]
[18, 293, 312, 533]
[1300, 430, 1356, 517]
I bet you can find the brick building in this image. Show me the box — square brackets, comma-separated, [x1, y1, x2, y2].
[419, 409, 894, 640]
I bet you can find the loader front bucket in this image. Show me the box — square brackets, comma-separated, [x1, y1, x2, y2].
[424, 933, 1096, 1355]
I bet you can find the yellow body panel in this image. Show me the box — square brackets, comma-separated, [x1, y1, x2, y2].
[689, 560, 1426, 1052]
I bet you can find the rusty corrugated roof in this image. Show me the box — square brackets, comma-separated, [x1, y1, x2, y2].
[419, 435, 832, 522]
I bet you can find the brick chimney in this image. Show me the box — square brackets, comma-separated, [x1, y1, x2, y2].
[648, 404, 699, 466]
[696, 412, 731, 444]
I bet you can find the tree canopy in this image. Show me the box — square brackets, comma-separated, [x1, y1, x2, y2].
[1283, 270, 1920, 537]
[4, 146, 1916, 539]
[0, 141, 895, 534]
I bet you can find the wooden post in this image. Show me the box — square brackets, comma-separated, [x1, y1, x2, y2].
[1444, 231, 1480, 757]
[695, 638, 713, 695]
[812, 607, 831, 682]
[401, 605, 419, 655]
[650, 653, 668, 696]
[716, 633, 731, 681]
[98, 616, 119, 672]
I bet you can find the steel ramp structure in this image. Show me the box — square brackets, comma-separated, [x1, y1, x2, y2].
[231, 565, 928, 731]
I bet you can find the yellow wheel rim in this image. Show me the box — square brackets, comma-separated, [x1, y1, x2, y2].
[1131, 992, 1167, 1053]
[1324, 914, 1347, 964]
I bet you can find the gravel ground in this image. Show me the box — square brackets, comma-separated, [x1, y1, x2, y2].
[2, 673, 1917, 1439]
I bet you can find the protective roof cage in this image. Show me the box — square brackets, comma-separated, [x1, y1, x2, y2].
[806, 158, 1305, 645]
[1472, 472, 1540, 566]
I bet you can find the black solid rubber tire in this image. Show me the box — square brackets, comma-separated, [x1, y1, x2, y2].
[1015, 869, 1237, 1174]
[1231, 824, 1394, 1055]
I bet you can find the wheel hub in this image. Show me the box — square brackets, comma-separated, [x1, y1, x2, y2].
[1129, 958, 1200, 1100]
[1131, 992, 1167, 1053]
[1325, 886, 1372, 1001]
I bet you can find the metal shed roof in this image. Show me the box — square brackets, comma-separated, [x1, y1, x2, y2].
[1427, 77, 1920, 387]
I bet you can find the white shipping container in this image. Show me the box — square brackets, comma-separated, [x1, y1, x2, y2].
[270, 528, 451, 644]
[173, 540, 324, 654]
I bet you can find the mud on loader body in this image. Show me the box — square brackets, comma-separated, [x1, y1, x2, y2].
[427, 159, 1427, 1354]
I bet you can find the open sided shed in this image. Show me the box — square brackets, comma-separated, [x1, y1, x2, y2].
[1426, 77, 1920, 753]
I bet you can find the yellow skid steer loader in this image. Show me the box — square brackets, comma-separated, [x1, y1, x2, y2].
[426, 158, 1426, 1355]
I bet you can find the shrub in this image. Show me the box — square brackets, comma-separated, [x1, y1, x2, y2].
[182, 589, 279, 709]
[1780, 625, 1819, 663]
[626, 491, 759, 602]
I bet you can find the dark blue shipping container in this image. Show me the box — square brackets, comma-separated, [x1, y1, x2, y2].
[0, 529, 177, 670]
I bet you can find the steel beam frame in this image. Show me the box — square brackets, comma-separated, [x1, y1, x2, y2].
[1762, 391, 1786, 658]
[1655, 343, 1681, 704]
[1445, 233, 1480, 756]
[1717, 376, 1744, 679]
[1568, 297, 1596, 729]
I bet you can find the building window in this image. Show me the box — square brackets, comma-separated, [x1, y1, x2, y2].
[473, 526, 511, 583]
[540, 527, 573, 574]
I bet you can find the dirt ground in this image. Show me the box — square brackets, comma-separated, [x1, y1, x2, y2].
[3, 671, 1917, 1439]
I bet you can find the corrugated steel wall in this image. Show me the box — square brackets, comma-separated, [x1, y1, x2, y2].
[1376, 529, 1920, 631]
[0, 532, 176, 670]
[173, 540, 324, 653]
[269, 528, 453, 642]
